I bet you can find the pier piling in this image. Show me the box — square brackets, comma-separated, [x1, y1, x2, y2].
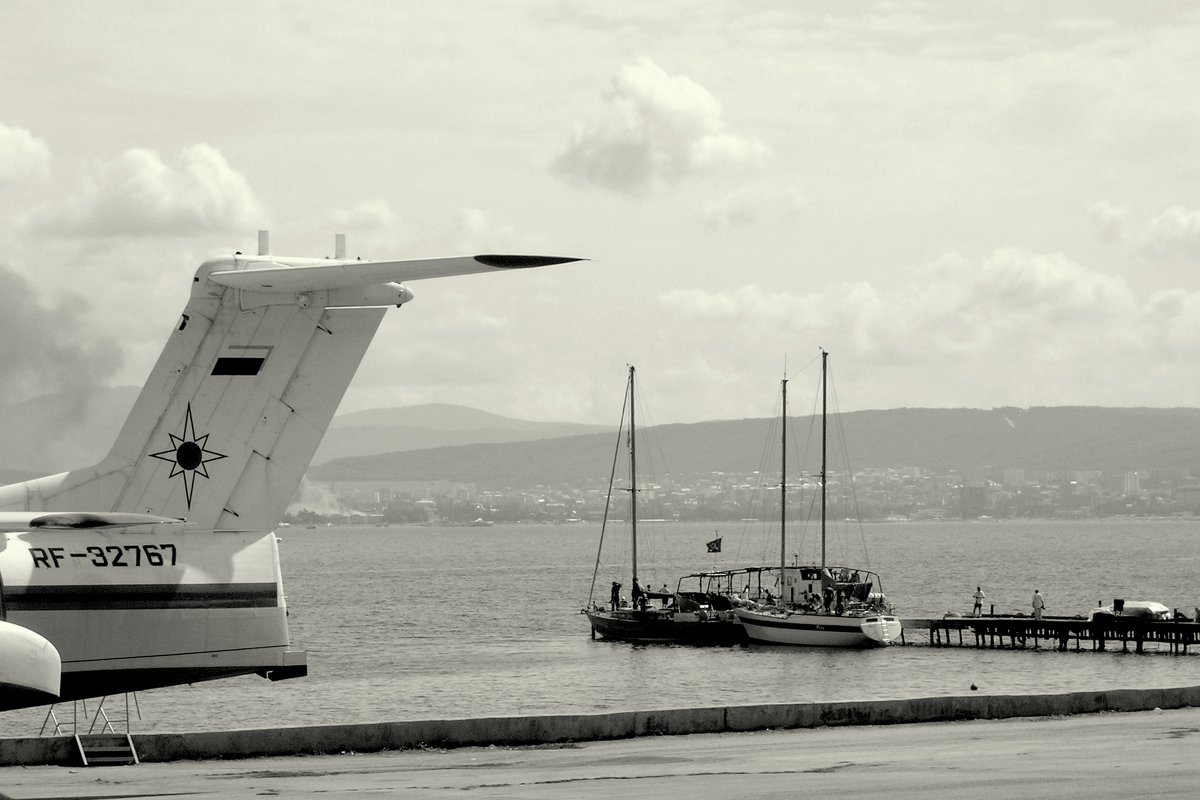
[922, 615, 1198, 654]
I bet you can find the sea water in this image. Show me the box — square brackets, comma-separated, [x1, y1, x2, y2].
[3, 518, 1198, 735]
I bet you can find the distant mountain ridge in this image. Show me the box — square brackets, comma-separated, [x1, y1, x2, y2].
[312, 403, 611, 463]
[2, 393, 1198, 487]
[310, 406, 1200, 486]
[0, 386, 141, 478]
[0, 394, 611, 477]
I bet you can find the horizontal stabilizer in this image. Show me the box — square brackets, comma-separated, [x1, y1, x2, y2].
[209, 254, 583, 293]
[0, 242, 582, 532]
[0, 512, 182, 532]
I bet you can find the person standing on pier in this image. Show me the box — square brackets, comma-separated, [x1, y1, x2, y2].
[973, 586, 986, 617]
[1032, 589, 1045, 620]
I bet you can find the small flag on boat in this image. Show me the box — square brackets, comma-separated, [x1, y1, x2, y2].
[706, 536, 722, 553]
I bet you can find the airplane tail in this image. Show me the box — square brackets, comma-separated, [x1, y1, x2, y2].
[0, 235, 579, 532]
[0, 234, 578, 709]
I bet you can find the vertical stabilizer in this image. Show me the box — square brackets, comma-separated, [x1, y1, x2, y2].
[0, 246, 581, 531]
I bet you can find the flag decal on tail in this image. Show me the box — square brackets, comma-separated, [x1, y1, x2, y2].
[149, 403, 227, 507]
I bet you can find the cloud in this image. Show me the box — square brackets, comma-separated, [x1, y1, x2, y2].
[1143, 288, 1200, 359]
[658, 248, 1197, 408]
[444, 207, 552, 254]
[553, 58, 769, 195]
[1086, 203, 1200, 263]
[323, 203, 550, 259]
[1135, 206, 1200, 262]
[449, 208, 520, 251]
[1087, 201, 1128, 244]
[330, 198, 399, 231]
[326, 198, 406, 256]
[0, 122, 51, 187]
[0, 262, 125, 407]
[665, 249, 1139, 356]
[20, 144, 265, 237]
[700, 186, 804, 229]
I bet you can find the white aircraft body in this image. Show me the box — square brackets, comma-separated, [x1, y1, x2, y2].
[0, 235, 580, 712]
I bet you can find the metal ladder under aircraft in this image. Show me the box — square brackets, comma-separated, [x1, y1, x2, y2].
[41, 694, 140, 766]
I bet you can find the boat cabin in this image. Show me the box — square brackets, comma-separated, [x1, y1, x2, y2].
[676, 565, 889, 616]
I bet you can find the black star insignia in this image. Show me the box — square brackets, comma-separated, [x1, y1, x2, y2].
[149, 403, 227, 507]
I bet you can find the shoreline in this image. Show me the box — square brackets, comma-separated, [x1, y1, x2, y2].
[4, 683, 1198, 767]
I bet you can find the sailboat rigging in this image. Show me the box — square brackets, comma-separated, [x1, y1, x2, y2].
[734, 350, 903, 647]
[583, 366, 744, 645]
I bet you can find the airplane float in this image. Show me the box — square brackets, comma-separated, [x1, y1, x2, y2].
[0, 232, 580, 712]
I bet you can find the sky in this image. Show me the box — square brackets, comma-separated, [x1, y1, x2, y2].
[2, 1, 1200, 430]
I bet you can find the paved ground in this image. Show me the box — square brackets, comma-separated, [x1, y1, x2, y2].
[3, 706, 1200, 799]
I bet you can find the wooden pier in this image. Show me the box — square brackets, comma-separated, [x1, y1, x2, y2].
[902, 615, 1200, 654]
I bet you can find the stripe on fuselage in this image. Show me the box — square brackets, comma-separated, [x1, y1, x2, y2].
[3, 582, 278, 610]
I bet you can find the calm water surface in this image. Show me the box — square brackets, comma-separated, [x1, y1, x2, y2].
[4, 519, 1199, 735]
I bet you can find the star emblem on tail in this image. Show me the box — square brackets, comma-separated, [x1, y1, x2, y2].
[150, 403, 227, 507]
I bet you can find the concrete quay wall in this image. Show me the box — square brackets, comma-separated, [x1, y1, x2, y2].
[4, 685, 1200, 766]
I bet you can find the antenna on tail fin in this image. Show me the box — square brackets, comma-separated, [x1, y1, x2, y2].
[0, 238, 581, 531]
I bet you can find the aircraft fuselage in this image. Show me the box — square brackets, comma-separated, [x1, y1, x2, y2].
[0, 527, 305, 708]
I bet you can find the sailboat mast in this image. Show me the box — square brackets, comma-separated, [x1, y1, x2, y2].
[780, 377, 787, 582]
[628, 365, 638, 588]
[820, 349, 828, 570]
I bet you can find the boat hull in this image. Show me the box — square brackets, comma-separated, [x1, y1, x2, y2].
[586, 609, 746, 645]
[735, 608, 902, 648]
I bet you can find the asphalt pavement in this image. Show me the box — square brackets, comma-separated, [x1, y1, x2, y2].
[4, 706, 1198, 799]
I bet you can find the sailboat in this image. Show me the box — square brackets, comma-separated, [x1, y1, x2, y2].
[734, 350, 903, 647]
[583, 366, 745, 645]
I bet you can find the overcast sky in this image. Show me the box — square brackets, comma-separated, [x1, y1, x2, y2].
[2, 2, 1199, 427]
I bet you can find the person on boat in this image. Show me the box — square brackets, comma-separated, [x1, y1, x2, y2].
[610, 581, 621, 611]
[632, 580, 646, 610]
[660, 584, 671, 607]
[799, 589, 816, 611]
[1032, 589, 1046, 620]
[973, 586, 986, 617]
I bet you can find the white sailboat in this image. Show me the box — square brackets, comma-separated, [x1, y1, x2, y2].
[735, 350, 903, 647]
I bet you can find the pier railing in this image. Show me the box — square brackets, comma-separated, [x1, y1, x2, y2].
[926, 614, 1200, 654]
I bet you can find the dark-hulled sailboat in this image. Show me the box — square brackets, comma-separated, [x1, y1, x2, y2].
[583, 366, 744, 645]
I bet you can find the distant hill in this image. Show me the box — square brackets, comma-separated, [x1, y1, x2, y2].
[310, 406, 1200, 486]
[312, 403, 611, 463]
[0, 394, 610, 477]
[0, 386, 140, 475]
[3, 393, 1197, 489]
